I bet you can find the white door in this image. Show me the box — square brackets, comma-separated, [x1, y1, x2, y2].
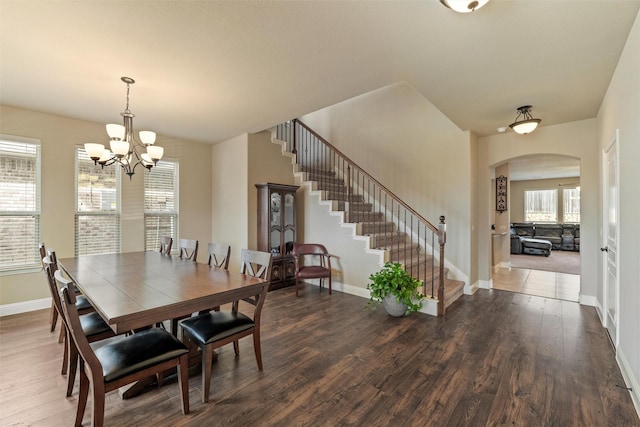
[602, 131, 619, 347]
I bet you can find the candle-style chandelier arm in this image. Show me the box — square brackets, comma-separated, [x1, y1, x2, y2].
[83, 76, 164, 179]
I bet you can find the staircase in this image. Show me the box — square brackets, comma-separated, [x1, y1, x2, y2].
[301, 166, 465, 313]
[274, 120, 465, 315]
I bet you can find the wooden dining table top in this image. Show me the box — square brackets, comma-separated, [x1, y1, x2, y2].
[59, 251, 269, 334]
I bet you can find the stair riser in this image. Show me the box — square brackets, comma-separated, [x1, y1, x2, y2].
[346, 213, 384, 223]
[369, 234, 407, 248]
[325, 193, 365, 204]
[305, 175, 344, 185]
[387, 244, 421, 260]
[360, 222, 397, 234]
[336, 202, 373, 212]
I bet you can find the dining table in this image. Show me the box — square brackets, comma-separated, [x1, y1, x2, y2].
[58, 250, 270, 335]
[58, 250, 270, 398]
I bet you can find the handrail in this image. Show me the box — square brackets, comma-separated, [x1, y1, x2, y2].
[276, 119, 448, 315]
[294, 119, 440, 234]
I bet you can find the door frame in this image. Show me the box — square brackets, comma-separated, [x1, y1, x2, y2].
[601, 129, 620, 348]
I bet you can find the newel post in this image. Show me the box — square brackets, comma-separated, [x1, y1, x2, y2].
[291, 118, 298, 155]
[345, 164, 351, 216]
[437, 215, 446, 316]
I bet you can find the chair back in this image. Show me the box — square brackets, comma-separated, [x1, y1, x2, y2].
[293, 243, 330, 261]
[178, 239, 198, 261]
[56, 271, 103, 380]
[43, 256, 64, 318]
[240, 249, 272, 281]
[292, 243, 332, 296]
[39, 242, 47, 267]
[207, 243, 231, 269]
[160, 236, 173, 255]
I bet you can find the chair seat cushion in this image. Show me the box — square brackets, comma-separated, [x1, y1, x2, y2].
[179, 311, 254, 346]
[75, 295, 93, 312]
[79, 312, 113, 337]
[91, 328, 188, 383]
[297, 266, 331, 279]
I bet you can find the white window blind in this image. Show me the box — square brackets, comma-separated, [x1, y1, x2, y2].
[524, 189, 557, 222]
[75, 148, 120, 255]
[144, 160, 178, 252]
[563, 187, 581, 223]
[0, 137, 41, 272]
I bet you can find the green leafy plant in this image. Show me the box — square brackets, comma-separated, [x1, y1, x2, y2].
[367, 262, 424, 314]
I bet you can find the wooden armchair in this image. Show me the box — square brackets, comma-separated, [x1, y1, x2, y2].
[293, 243, 333, 296]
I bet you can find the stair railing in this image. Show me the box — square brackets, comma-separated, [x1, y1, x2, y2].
[276, 119, 448, 315]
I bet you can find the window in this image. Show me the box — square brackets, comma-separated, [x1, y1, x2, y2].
[563, 187, 581, 223]
[144, 160, 178, 251]
[524, 189, 557, 222]
[0, 136, 41, 273]
[75, 148, 120, 255]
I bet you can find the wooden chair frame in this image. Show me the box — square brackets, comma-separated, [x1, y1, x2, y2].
[178, 238, 198, 261]
[180, 249, 271, 403]
[59, 282, 189, 426]
[207, 242, 231, 269]
[293, 243, 333, 296]
[159, 236, 173, 255]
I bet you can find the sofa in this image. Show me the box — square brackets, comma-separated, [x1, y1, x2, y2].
[510, 222, 580, 254]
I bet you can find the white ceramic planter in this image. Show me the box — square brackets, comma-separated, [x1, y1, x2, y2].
[382, 294, 408, 317]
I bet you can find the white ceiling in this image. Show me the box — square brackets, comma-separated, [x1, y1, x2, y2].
[1, 0, 639, 147]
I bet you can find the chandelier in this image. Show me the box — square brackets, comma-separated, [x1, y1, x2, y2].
[440, 0, 490, 13]
[509, 105, 542, 135]
[84, 77, 164, 179]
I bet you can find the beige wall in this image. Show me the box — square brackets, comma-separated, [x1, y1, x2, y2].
[596, 10, 640, 403]
[509, 177, 580, 223]
[211, 131, 295, 272]
[0, 105, 212, 305]
[301, 82, 472, 284]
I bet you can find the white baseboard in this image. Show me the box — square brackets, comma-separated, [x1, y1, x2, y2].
[304, 280, 439, 316]
[579, 294, 597, 307]
[617, 348, 640, 419]
[465, 281, 480, 295]
[478, 279, 493, 289]
[0, 297, 51, 317]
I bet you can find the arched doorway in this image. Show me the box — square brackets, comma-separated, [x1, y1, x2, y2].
[490, 154, 581, 302]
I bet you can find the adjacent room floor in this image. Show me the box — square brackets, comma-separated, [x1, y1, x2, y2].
[492, 265, 580, 302]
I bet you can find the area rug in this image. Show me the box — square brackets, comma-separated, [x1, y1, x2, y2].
[510, 250, 580, 275]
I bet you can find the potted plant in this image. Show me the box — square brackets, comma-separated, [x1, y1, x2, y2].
[367, 262, 424, 316]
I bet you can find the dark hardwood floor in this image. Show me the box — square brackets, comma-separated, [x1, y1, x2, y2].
[1, 286, 638, 426]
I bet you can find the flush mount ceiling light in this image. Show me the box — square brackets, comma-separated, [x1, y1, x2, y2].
[84, 77, 164, 179]
[439, 0, 490, 13]
[509, 105, 542, 135]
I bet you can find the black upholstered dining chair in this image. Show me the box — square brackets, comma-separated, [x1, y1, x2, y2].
[39, 242, 60, 331]
[47, 265, 114, 397]
[43, 253, 95, 343]
[292, 243, 333, 296]
[179, 249, 272, 403]
[59, 281, 190, 427]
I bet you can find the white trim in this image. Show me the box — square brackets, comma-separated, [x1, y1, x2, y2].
[465, 280, 480, 294]
[617, 348, 640, 419]
[478, 279, 493, 289]
[578, 294, 597, 307]
[0, 297, 51, 317]
[301, 279, 440, 317]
